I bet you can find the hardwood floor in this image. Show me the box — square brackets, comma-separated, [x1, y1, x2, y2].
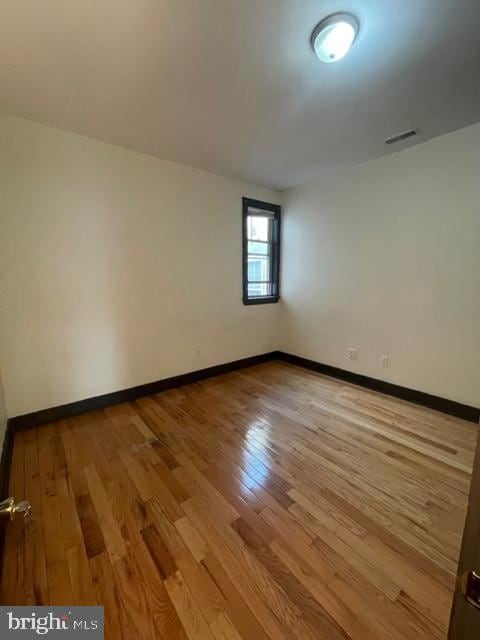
[1, 361, 478, 639]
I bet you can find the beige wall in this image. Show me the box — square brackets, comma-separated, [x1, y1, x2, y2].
[0, 113, 281, 417]
[281, 123, 480, 407]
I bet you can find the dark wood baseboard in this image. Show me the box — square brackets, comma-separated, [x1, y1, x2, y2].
[9, 352, 280, 432]
[276, 351, 480, 424]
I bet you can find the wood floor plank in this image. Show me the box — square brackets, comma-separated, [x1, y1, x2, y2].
[84, 464, 127, 563]
[75, 493, 107, 559]
[202, 553, 271, 640]
[174, 547, 225, 625]
[23, 429, 49, 605]
[89, 552, 132, 639]
[111, 548, 159, 637]
[141, 523, 178, 579]
[1, 361, 476, 639]
[66, 545, 97, 605]
[131, 540, 189, 640]
[165, 570, 216, 640]
[175, 516, 210, 562]
[37, 427, 74, 604]
[210, 612, 244, 640]
[232, 517, 349, 640]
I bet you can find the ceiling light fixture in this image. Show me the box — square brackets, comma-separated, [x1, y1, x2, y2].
[311, 13, 359, 63]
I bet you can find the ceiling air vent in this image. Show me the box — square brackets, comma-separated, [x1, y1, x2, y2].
[385, 129, 417, 145]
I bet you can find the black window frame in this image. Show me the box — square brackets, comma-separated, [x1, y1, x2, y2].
[242, 197, 281, 305]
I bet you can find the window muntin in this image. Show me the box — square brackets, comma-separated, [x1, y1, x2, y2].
[242, 198, 280, 305]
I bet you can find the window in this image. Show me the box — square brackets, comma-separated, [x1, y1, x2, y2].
[242, 197, 281, 305]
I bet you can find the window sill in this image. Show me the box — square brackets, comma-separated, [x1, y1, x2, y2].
[243, 296, 280, 306]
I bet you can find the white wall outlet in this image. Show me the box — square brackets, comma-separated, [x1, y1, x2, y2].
[381, 355, 389, 367]
[348, 348, 357, 360]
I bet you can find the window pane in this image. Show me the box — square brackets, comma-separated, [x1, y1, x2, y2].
[247, 216, 269, 241]
[248, 257, 270, 282]
[248, 241, 269, 255]
[243, 198, 279, 304]
[248, 282, 270, 297]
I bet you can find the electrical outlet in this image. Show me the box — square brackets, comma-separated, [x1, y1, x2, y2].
[381, 355, 389, 367]
[348, 348, 357, 360]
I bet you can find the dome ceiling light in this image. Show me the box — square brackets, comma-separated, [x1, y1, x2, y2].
[311, 13, 360, 63]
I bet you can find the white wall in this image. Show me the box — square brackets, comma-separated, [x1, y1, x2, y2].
[281, 124, 480, 407]
[0, 113, 281, 417]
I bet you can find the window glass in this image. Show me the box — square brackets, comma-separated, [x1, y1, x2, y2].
[242, 199, 280, 304]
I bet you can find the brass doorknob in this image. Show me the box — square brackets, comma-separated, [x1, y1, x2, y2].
[0, 497, 32, 522]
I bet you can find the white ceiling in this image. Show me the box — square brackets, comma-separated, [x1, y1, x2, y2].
[1, 0, 479, 189]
